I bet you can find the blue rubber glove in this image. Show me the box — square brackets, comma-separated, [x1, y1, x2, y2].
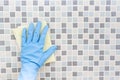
[18, 21, 57, 80]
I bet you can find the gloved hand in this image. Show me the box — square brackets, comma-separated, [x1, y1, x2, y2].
[18, 21, 57, 80]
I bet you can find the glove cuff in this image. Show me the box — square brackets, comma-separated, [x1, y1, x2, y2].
[18, 63, 39, 80]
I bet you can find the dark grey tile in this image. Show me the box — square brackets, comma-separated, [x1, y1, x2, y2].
[78, 50, 83, 55]
[1, 68, 6, 73]
[73, 72, 77, 76]
[73, 23, 77, 28]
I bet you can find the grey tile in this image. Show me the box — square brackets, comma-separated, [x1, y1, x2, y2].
[84, 17, 88, 22]
[116, 45, 120, 50]
[100, 50, 104, 55]
[12, 52, 16, 56]
[0, 6, 3, 11]
[106, 18, 110, 22]
[105, 66, 109, 71]
[16, 6, 21, 11]
[22, 1, 26, 5]
[111, 12, 116, 16]
[62, 67, 66, 71]
[44, 1, 49, 5]
[94, 17, 99, 22]
[73, 61, 77, 66]
[5, 18, 9, 22]
[50, 29, 55, 33]
[100, 23, 104, 28]
[99, 72, 104, 76]
[106, 0, 111, 5]
[73, 6, 77, 11]
[67, 34, 72, 39]
[50, 7, 55, 11]
[84, 6, 88, 11]
[94, 40, 99, 44]
[12, 68, 17, 72]
[73, 72, 77, 76]
[117, 18, 120, 22]
[78, 50, 83, 55]
[95, 6, 99, 11]
[89, 67, 93, 71]
[22, 12, 26, 17]
[94, 61, 99, 66]
[0, 18, 3, 22]
[45, 12, 49, 17]
[51, 18, 55, 22]
[1, 68, 6, 73]
[100, 34, 104, 39]
[110, 56, 115, 60]
[39, 6, 44, 11]
[79, 12, 83, 16]
[89, 34, 94, 39]
[10, 12, 15, 17]
[62, 23, 66, 28]
[90, 1, 94, 5]
[105, 40, 109, 44]
[94, 29, 99, 33]
[106, 6, 110, 11]
[46, 73, 50, 77]
[84, 40, 88, 44]
[6, 63, 11, 67]
[62, 51, 66, 55]
[78, 34, 83, 39]
[56, 34, 61, 39]
[6, 46, 10, 51]
[56, 56, 61, 61]
[115, 71, 120, 76]
[73, 45, 77, 50]
[99, 56, 104, 60]
[99, 77, 104, 80]
[116, 61, 120, 65]
[84, 28, 88, 33]
[62, 29, 66, 33]
[0, 41, 4, 45]
[51, 67, 55, 71]
[67, 12, 72, 17]
[61, 1, 66, 5]
[22, 18, 27, 22]
[89, 56, 93, 60]
[94, 45, 99, 50]
[73, 23, 77, 28]
[67, 62, 72, 66]
[73, 0, 77, 5]
[4, 0, 9, 5]
[111, 28, 115, 33]
[116, 34, 120, 39]
[33, 1, 38, 5]
[83, 66, 88, 71]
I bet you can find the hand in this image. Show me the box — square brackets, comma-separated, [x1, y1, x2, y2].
[18, 21, 57, 80]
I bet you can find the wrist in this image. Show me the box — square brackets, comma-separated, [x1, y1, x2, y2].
[21, 62, 39, 72]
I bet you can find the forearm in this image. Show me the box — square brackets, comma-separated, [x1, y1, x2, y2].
[18, 63, 39, 80]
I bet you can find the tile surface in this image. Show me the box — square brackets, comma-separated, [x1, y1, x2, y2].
[0, 0, 120, 80]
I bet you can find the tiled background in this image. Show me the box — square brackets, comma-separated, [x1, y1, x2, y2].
[0, 0, 120, 80]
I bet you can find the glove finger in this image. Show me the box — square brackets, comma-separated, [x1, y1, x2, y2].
[33, 21, 42, 42]
[27, 23, 34, 43]
[22, 28, 27, 46]
[39, 25, 48, 46]
[39, 45, 57, 66]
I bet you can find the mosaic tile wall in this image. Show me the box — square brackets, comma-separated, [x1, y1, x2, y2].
[0, 0, 120, 80]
